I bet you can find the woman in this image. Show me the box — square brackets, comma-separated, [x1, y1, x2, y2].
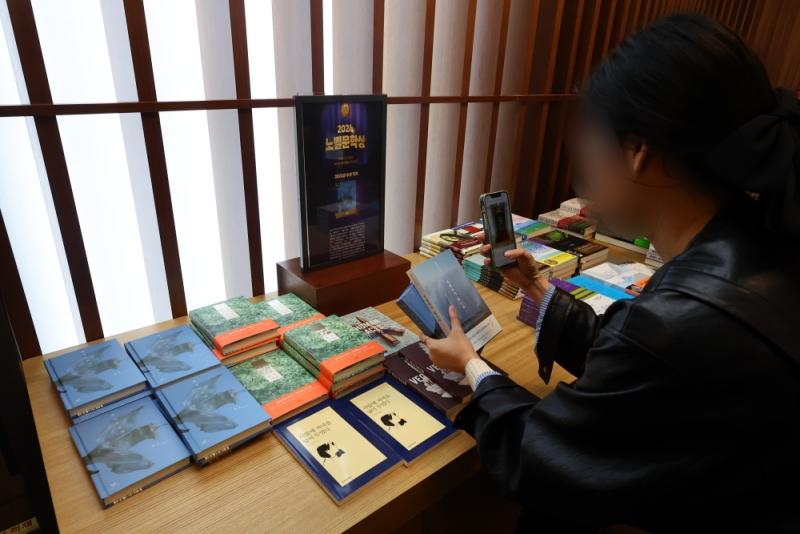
[423, 14, 800, 533]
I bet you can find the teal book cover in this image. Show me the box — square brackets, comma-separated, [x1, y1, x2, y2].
[126, 325, 220, 389]
[44, 339, 146, 417]
[283, 316, 373, 366]
[340, 307, 418, 355]
[254, 293, 324, 329]
[69, 396, 190, 507]
[189, 297, 278, 346]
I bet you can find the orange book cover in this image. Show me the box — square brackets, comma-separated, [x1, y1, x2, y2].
[319, 340, 385, 382]
[213, 318, 279, 351]
[263, 380, 328, 420]
[277, 313, 326, 338]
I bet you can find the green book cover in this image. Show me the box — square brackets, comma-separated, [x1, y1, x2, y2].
[253, 293, 322, 328]
[189, 297, 277, 346]
[282, 315, 375, 367]
[230, 349, 317, 405]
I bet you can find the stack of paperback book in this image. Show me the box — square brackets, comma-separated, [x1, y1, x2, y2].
[538, 197, 598, 238]
[521, 240, 580, 279]
[533, 229, 609, 271]
[593, 224, 651, 256]
[281, 316, 386, 398]
[190, 296, 281, 366]
[419, 221, 484, 260]
[254, 293, 325, 336]
[461, 253, 536, 300]
[397, 249, 502, 350]
[513, 214, 551, 240]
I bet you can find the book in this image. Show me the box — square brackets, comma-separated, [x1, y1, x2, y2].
[513, 216, 551, 240]
[537, 209, 597, 237]
[340, 307, 419, 355]
[69, 395, 191, 507]
[532, 229, 609, 270]
[520, 240, 579, 279]
[406, 249, 501, 351]
[593, 231, 650, 255]
[44, 340, 147, 418]
[126, 325, 220, 389]
[399, 342, 472, 401]
[230, 349, 328, 423]
[557, 197, 592, 217]
[396, 284, 445, 338]
[341, 377, 457, 465]
[274, 400, 402, 503]
[189, 297, 279, 356]
[155, 367, 271, 464]
[71, 390, 153, 425]
[383, 354, 462, 417]
[254, 293, 325, 335]
[580, 261, 655, 295]
[281, 315, 386, 388]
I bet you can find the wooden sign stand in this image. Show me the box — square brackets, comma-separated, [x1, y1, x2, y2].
[276, 250, 411, 316]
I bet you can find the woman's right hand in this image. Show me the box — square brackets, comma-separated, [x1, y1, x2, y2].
[480, 244, 550, 304]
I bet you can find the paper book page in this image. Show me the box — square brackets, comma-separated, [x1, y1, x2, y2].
[349, 382, 444, 451]
[286, 407, 385, 487]
[466, 314, 502, 351]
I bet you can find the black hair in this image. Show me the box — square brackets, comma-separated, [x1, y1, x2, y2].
[583, 13, 800, 235]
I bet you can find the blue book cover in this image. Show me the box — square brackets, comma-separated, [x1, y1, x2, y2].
[274, 399, 401, 503]
[155, 367, 271, 463]
[126, 325, 220, 389]
[72, 390, 153, 425]
[566, 274, 635, 301]
[340, 376, 458, 465]
[44, 339, 147, 417]
[396, 284, 443, 338]
[68, 395, 191, 507]
[407, 249, 501, 350]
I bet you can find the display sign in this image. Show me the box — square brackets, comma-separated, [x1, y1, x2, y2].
[295, 95, 387, 271]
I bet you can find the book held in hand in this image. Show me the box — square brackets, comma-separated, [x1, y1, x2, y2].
[342, 377, 457, 465]
[274, 401, 401, 503]
[405, 249, 501, 351]
[125, 325, 220, 389]
[69, 395, 191, 507]
[44, 339, 147, 418]
[155, 367, 271, 464]
[230, 349, 328, 423]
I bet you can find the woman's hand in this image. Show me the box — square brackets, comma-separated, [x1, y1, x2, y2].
[481, 244, 550, 304]
[421, 305, 479, 375]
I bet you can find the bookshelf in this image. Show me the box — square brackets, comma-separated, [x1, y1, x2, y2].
[22, 246, 640, 533]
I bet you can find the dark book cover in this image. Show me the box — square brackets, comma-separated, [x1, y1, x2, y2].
[534, 230, 607, 259]
[399, 342, 472, 401]
[384, 354, 461, 415]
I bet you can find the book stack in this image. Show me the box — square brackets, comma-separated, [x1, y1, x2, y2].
[230, 349, 328, 424]
[254, 293, 325, 337]
[520, 240, 580, 279]
[513, 214, 551, 240]
[190, 296, 280, 366]
[274, 376, 456, 504]
[341, 306, 419, 356]
[533, 229, 609, 271]
[461, 253, 537, 300]
[581, 261, 655, 296]
[281, 316, 386, 398]
[397, 249, 502, 351]
[645, 243, 664, 269]
[594, 225, 651, 256]
[419, 222, 484, 261]
[537, 197, 598, 238]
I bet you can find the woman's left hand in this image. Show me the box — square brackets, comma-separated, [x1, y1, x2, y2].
[421, 305, 479, 374]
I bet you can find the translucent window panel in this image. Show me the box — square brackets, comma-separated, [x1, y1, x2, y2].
[159, 110, 226, 309]
[57, 114, 156, 336]
[245, 0, 276, 98]
[30, 0, 119, 103]
[0, 3, 24, 105]
[0, 117, 83, 352]
[144, 0, 205, 101]
[253, 108, 284, 294]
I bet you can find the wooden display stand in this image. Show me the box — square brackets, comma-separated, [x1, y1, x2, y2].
[276, 250, 411, 316]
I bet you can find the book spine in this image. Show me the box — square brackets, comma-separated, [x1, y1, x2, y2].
[69, 426, 110, 501]
[213, 318, 279, 352]
[396, 298, 434, 337]
[318, 341, 384, 381]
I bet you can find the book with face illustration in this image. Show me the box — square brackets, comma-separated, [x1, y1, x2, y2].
[274, 400, 401, 503]
[69, 395, 190, 507]
[340, 377, 457, 465]
[125, 325, 220, 389]
[155, 366, 271, 464]
[44, 339, 147, 418]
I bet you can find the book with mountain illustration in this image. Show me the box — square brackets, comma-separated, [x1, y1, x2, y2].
[125, 325, 220, 389]
[230, 349, 328, 423]
[189, 297, 279, 360]
[155, 366, 271, 464]
[254, 293, 325, 335]
[274, 400, 401, 503]
[44, 339, 147, 418]
[69, 395, 190, 507]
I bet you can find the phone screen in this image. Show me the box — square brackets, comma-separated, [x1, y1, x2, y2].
[481, 191, 516, 269]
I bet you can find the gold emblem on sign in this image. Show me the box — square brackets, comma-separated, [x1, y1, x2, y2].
[340, 103, 350, 118]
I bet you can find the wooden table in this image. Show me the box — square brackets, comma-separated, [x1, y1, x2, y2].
[22, 248, 639, 533]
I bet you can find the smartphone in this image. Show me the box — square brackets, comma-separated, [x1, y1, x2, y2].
[479, 190, 517, 269]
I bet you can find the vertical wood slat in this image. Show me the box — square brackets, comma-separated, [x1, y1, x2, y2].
[6, 0, 105, 341]
[310, 0, 324, 94]
[0, 212, 41, 358]
[508, 0, 542, 210]
[449, 0, 478, 227]
[481, 0, 512, 194]
[229, 0, 264, 297]
[122, 0, 188, 319]
[372, 0, 384, 94]
[412, 0, 437, 250]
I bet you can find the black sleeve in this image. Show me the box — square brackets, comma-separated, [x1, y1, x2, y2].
[535, 287, 603, 382]
[455, 321, 694, 526]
